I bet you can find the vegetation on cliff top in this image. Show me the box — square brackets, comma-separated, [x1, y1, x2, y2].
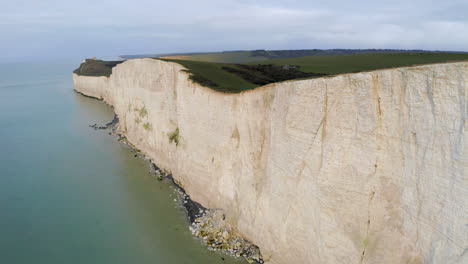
[75, 52, 468, 93]
[161, 52, 468, 92]
[159, 59, 325, 93]
[73, 59, 123, 77]
[252, 52, 468, 75]
[122, 48, 466, 63]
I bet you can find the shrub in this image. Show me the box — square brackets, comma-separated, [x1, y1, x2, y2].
[143, 122, 152, 131]
[168, 128, 180, 146]
[139, 106, 148, 118]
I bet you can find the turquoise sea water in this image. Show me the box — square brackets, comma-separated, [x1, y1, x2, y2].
[0, 61, 246, 264]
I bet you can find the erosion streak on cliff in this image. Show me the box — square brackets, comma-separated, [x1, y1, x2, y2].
[74, 59, 468, 264]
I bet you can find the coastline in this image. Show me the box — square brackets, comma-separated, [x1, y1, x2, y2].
[73, 59, 468, 264]
[76, 89, 264, 263]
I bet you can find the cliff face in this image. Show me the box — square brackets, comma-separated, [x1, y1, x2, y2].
[73, 59, 467, 264]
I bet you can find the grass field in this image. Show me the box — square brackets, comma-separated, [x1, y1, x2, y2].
[159, 49, 459, 64]
[160, 59, 259, 93]
[162, 52, 468, 92]
[253, 52, 468, 75]
[179, 51, 269, 63]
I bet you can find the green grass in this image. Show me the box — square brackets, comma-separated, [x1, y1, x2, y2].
[159, 59, 258, 93]
[253, 52, 468, 75]
[161, 49, 468, 64]
[161, 52, 468, 93]
[73, 59, 123, 77]
[181, 51, 269, 63]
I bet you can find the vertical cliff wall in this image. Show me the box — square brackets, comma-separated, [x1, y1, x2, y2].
[73, 59, 467, 264]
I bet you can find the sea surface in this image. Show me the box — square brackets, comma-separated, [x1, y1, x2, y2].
[0, 61, 246, 264]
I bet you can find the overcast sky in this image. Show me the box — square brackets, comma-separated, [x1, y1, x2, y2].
[1, 0, 467, 62]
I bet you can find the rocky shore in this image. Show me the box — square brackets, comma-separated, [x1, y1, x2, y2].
[88, 111, 264, 264]
[152, 158, 264, 263]
[189, 210, 264, 263]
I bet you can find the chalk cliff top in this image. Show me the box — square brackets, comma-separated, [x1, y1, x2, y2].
[74, 52, 468, 93]
[73, 59, 123, 77]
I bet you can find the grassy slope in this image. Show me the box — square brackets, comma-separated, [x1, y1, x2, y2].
[254, 52, 468, 75]
[160, 59, 258, 93]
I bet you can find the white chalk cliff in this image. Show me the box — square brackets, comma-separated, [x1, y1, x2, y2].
[73, 59, 467, 264]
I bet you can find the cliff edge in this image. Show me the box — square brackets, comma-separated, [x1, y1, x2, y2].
[74, 58, 467, 264]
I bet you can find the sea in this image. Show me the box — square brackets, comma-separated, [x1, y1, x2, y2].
[0, 60, 246, 264]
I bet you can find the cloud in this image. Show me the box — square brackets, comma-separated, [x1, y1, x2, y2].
[0, 0, 467, 61]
